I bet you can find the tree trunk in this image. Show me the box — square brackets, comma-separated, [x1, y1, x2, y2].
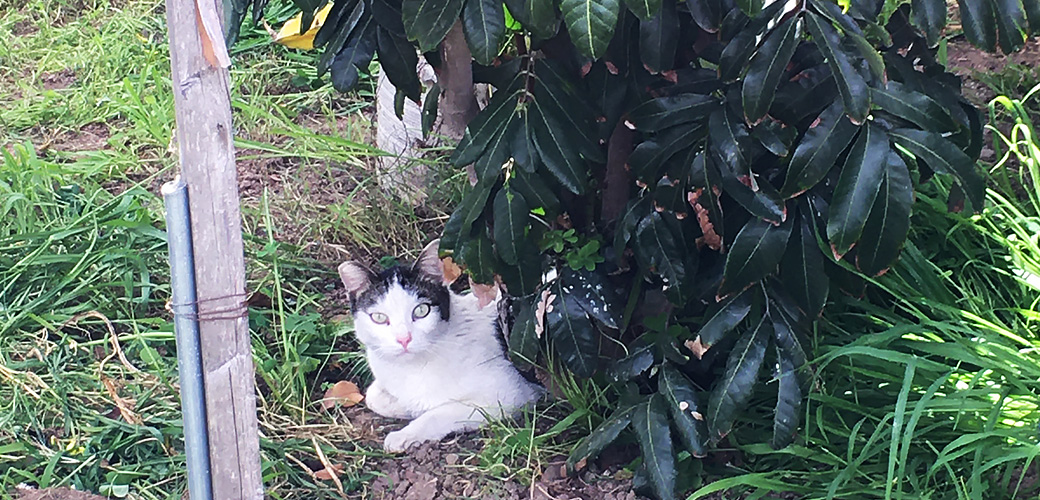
[375, 21, 482, 201]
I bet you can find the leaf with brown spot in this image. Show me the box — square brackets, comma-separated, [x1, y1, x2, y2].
[322, 380, 364, 410]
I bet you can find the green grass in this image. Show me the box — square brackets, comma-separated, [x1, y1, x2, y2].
[4, 0, 1040, 499]
[0, 0, 465, 498]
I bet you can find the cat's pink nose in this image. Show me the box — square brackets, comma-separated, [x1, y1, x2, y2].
[396, 334, 412, 350]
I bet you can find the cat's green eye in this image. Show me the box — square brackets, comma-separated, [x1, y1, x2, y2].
[370, 312, 389, 325]
[412, 303, 431, 319]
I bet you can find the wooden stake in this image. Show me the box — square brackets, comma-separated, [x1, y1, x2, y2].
[165, 0, 263, 498]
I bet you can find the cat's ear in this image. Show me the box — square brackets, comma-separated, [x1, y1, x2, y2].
[338, 261, 374, 296]
[413, 238, 444, 281]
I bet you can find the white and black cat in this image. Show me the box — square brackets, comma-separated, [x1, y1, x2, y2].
[338, 239, 543, 452]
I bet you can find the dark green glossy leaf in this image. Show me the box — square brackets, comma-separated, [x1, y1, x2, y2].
[769, 301, 809, 370]
[635, 212, 686, 297]
[566, 405, 636, 473]
[870, 81, 959, 133]
[770, 65, 838, 126]
[639, 0, 679, 73]
[752, 120, 796, 158]
[718, 216, 793, 300]
[330, 17, 377, 92]
[531, 105, 588, 195]
[511, 108, 539, 172]
[547, 283, 600, 377]
[402, 0, 466, 52]
[512, 167, 559, 214]
[561, 267, 622, 329]
[376, 28, 422, 102]
[493, 186, 529, 266]
[368, 0, 407, 36]
[560, 0, 621, 58]
[742, 16, 800, 124]
[659, 364, 708, 458]
[855, 150, 913, 276]
[314, 0, 356, 48]
[499, 239, 542, 295]
[993, 0, 1027, 53]
[698, 286, 753, 347]
[461, 230, 498, 283]
[318, 0, 365, 77]
[614, 196, 653, 257]
[771, 343, 801, 449]
[632, 395, 677, 500]
[957, 0, 996, 51]
[736, 0, 763, 15]
[717, 0, 787, 81]
[451, 78, 522, 166]
[805, 11, 870, 123]
[625, 0, 661, 20]
[462, 0, 506, 65]
[781, 100, 860, 198]
[910, 0, 945, 46]
[473, 114, 515, 181]
[509, 297, 540, 369]
[629, 127, 701, 181]
[421, 83, 440, 139]
[627, 94, 717, 133]
[706, 312, 770, 442]
[1025, 0, 1040, 32]
[707, 106, 753, 179]
[827, 123, 889, 259]
[889, 128, 984, 210]
[781, 212, 828, 317]
[610, 344, 655, 382]
[504, 0, 559, 39]
[532, 61, 605, 162]
[716, 159, 788, 225]
[439, 180, 494, 254]
[686, 0, 723, 32]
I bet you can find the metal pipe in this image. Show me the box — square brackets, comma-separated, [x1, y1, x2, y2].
[162, 177, 214, 500]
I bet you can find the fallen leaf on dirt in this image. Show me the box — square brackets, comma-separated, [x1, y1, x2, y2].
[321, 380, 364, 410]
[100, 375, 142, 425]
[442, 257, 463, 284]
[314, 463, 345, 480]
[684, 336, 709, 360]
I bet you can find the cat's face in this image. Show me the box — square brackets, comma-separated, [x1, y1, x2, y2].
[338, 240, 449, 357]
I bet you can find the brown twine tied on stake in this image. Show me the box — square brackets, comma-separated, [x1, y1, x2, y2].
[166, 292, 250, 322]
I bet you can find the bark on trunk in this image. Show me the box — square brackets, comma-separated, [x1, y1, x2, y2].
[601, 120, 634, 224]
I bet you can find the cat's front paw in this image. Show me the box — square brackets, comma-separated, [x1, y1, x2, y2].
[383, 428, 424, 453]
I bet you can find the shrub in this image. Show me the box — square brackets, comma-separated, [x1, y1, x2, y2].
[230, 0, 1039, 498]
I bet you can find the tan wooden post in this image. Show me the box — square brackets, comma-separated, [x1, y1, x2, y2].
[165, 0, 263, 498]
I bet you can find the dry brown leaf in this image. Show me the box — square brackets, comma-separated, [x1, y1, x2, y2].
[688, 189, 723, 252]
[469, 277, 499, 309]
[314, 463, 345, 480]
[684, 336, 710, 360]
[321, 380, 364, 410]
[441, 257, 463, 284]
[534, 289, 556, 339]
[100, 375, 142, 425]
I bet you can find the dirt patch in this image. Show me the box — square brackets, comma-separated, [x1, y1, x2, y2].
[946, 36, 1040, 105]
[11, 19, 38, 37]
[10, 487, 106, 500]
[44, 122, 111, 153]
[40, 69, 76, 91]
[365, 437, 640, 500]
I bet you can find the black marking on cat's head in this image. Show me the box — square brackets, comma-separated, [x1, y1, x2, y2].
[352, 266, 451, 322]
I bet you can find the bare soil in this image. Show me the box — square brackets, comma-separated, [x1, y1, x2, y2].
[336, 406, 642, 500]
[11, 487, 105, 500]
